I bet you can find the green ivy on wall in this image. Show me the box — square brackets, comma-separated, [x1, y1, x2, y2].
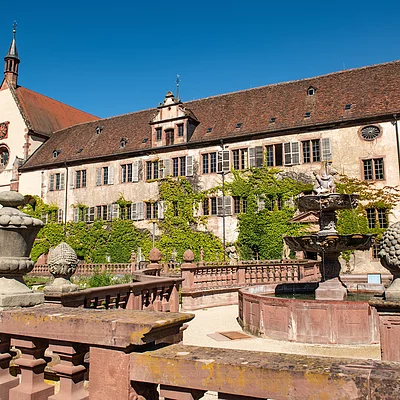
[226, 168, 313, 259]
[157, 177, 224, 262]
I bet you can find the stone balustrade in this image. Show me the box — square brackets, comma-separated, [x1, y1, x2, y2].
[0, 305, 192, 400]
[0, 304, 400, 399]
[31, 263, 135, 276]
[181, 259, 320, 310]
[56, 275, 182, 312]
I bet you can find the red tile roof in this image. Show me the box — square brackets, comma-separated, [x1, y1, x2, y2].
[12, 86, 98, 137]
[22, 60, 400, 170]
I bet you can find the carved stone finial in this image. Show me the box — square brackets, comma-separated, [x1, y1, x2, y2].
[47, 242, 78, 279]
[45, 242, 79, 297]
[148, 248, 162, 263]
[183, 250, 194, 263]
[379, 222, 400, 300]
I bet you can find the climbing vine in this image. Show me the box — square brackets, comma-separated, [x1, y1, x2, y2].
[157, 177, 224, 262]
[225, 168, 313, 259]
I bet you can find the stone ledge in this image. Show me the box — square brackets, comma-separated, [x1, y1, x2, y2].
[130, 344, 400, 399]
[0, 305, 194, 348]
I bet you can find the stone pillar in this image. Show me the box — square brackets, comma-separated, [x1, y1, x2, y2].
[181, 250, 195, 290]
[369, 300, 400, 362]
[0, 335, 19, 399]
[9, 338, 54, 400]
[89, 347, 139, 400]
[146, 248, 162, 276]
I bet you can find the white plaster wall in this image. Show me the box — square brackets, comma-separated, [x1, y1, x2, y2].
[0, 88, 29, 189]
[18, 170, 42, 196]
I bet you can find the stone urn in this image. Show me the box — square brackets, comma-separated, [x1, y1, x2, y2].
[379, 222, 400, 300]
[0, 191, 44, 309]
[44, 242, 79, 297]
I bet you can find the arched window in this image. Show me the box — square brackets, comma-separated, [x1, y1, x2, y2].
[0, 146, 9, 167]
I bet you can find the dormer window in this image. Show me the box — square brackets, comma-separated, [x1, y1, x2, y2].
[269, 117, 276, 123]
[96, 126, 103, 135]
[155, 127, 162, 141]
[53, 149, 61, 158]
[120, 137, 128, 149]
[206, 127, 213, 133]
[307, 87, 316, 96]
[236, 123, 243, 129]
[177, 124, 184, 137]
[304, 112, 311, 118]
[344, 103, 352, 110]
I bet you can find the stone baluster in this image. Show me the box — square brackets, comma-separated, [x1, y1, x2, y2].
[161, 288, 170, 312]
[268, 266, 274, 282]
[160, 385, 205, 400]
[169, 283, 179, 312]
[153, 287, 163, 311]
[250, 266, 256, 283]
[48, 342, 89, 400]
[10, 338, 54, 400]
[245, 267, 250, 284]
[256, 266, 262, 283]
[0, 335, 18, 399]
[274, 266, 280, 282]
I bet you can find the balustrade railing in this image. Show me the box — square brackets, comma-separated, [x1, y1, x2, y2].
[58, 275, 182, 312]
[180, 259, 320, 310]
[183, 259, 319, 292]
[0, 305, 398, 399]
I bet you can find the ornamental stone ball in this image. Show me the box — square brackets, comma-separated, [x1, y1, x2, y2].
[379, 222, 400, 300]
[183, 249, 194, 263]
[149, 248, 162, 263]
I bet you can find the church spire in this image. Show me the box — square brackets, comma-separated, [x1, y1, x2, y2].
[4, 22, 20, 88]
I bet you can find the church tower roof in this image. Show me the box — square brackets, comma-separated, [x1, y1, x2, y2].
[5, 23, 18, 59]
[4, 22, 20, 88]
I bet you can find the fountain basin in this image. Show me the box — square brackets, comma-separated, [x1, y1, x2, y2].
[284, 234, 375, 253]
[297, 193, 359, 212]
[238, 283, 380, 345]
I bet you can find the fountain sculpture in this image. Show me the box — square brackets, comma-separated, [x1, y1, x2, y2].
[0, 191, 44, 309]
[284, 163, 375, 300]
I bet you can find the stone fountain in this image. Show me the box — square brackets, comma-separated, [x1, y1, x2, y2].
[284, 164, 375, 300]
[238, 165, 381, 344]
[0, 191, 44, 309]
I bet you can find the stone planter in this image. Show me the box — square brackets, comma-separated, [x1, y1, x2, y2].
[0, 191, 44, 309]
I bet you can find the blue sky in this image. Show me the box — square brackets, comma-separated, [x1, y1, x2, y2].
[1, 1, 399, 118]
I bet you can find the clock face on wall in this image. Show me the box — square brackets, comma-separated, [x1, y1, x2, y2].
[0, 122, 9, 140]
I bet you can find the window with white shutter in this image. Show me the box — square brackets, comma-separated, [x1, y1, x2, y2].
[217, 151, 230, 173]
[49, 174, 55, 191]
[217, 196, 232, 216]
[73, 208, 79, 223]
[108, 166, 114, 185]
[321, 138, 332, 161]
[186, 156, 193, 176]
[132, 161, 139, 182]
[158, 201, 165, 220]
[112, 203, 119, 220]
[284, 142, 300, 166]
[96, 168, 102, 186]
